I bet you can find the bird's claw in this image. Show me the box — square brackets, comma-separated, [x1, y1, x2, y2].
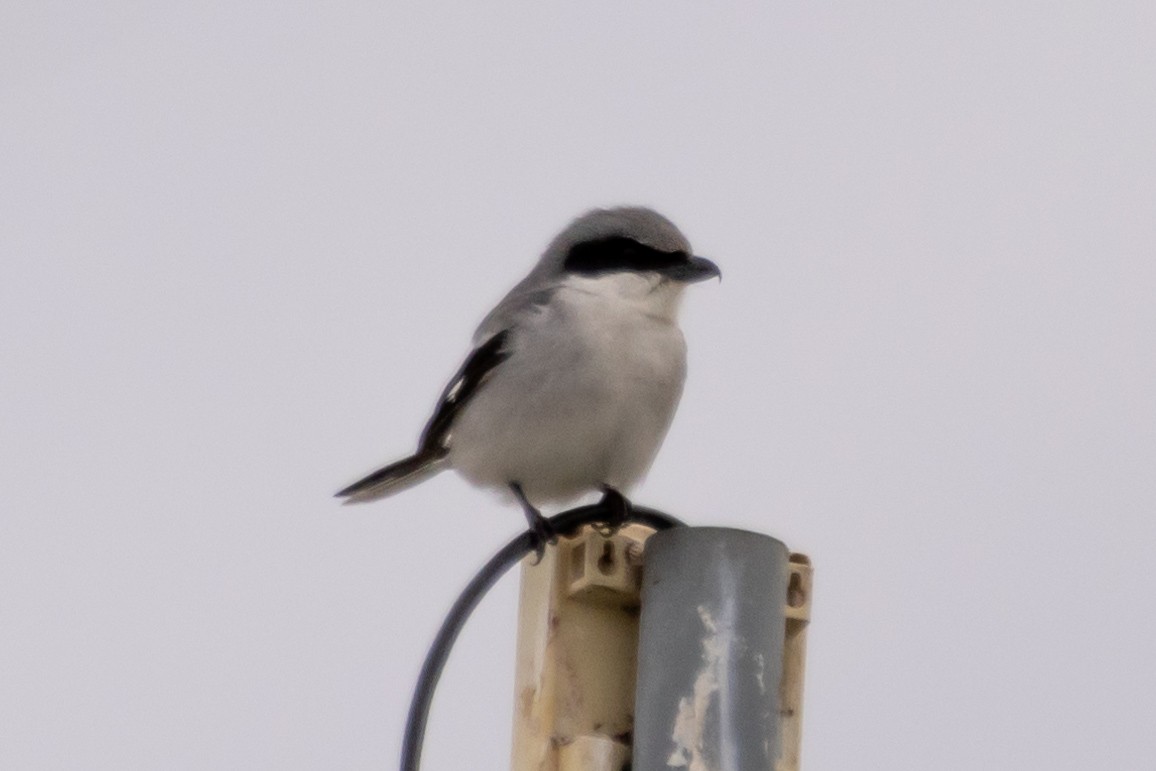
[596, 486, 633, 537]
[527, 514, 559, 565]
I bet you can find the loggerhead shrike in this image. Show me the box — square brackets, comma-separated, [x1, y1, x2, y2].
[336, 206, 719, 548]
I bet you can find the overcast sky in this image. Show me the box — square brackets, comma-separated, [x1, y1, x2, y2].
[3, 2, 1155, 769]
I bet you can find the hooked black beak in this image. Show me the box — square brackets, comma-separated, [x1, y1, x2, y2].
[662, 255, 721, 283]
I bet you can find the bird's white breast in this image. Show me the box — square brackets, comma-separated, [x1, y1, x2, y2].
[448, 273, 689, 505]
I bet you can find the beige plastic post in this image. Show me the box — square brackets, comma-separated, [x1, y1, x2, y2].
[509, 524, 651, 771]
[777, 552, 814, 771]
[510, 528, 814, 771]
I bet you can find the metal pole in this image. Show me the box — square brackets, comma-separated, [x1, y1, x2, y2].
[633, 527, 790, 771]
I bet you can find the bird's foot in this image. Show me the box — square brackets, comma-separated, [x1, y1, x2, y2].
[511, 482, 557, 565]
[596, 486, 633, 537]
[526, 514, 558, 565]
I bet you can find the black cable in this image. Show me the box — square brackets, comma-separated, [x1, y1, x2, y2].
[399, 504, 685, 771]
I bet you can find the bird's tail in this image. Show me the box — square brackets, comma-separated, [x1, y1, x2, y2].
[335, 450, 449, 504]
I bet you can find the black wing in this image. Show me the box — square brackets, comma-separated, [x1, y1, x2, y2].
[418, 330, 511, 454]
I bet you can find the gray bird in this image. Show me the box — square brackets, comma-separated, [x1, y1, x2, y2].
[336, 206, 719, 547]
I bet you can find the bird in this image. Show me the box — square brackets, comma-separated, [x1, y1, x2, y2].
[336, 206, 719, 550]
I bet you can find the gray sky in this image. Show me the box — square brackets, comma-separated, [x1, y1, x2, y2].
[3, 2, 1154, 769]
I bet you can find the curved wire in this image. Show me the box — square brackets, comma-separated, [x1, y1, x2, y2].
[400, 504, 685, 771]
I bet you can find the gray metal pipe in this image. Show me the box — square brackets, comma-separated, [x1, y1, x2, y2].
[633, 527, 789, 770]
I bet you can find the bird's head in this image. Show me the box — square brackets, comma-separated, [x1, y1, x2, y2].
[538, 207, 720, 318]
